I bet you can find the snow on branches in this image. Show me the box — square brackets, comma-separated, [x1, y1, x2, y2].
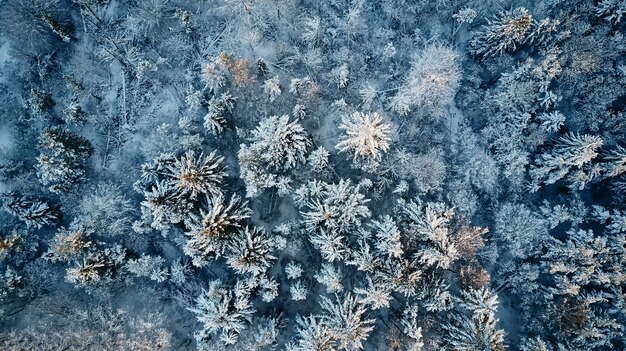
[296, 179, 371, 234]
[189, 279, 256, 346]
[288, 293, 374, 351]
[184, 194, 251, 266]
[389, 44, 461, 119]
[226, 226, 276, 276]
[470, 7, 533, 58]
[165, 150, 227, 199]
[36, 127, 93, 193]
[134, 150, 227, 230]
[248, 115, 310, 171]
[470, 7, 559, 58]
[238, 115, 311, 197]
[443, 288, 505, 351]
[336, 112, 391, 164]
[529, 132, 603, 191]
[403, 201, 460, 270]
[1, 193, 58, 229]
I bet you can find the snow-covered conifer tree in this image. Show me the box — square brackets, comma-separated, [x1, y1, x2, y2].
[125, 254, 169, 282]
[443, 288, 505, 351]
[602, 144, 626, 178]
[495, 203, 547, 259]
[404, 200, 459, 269]
[263, 76, 281, 102]
[48, 224, 93, 261]
[250, 115, 310, 171]
[595, 0, 626, 23]
[204, 92, 236, 136]
[64, 243, 126, 287]
[297, 179, 371, 234]
[288, 315, 337, 351]
[226, 226, 276, 276]
[78, 183, 135, 237]
[1, 193, 58, 229]
[530, 132, 603, 190]
[355, 276, 391, 310]
[336, 112, 391, 163]
[307, 146, 331, 174]
[184, 194, 251, 266]
[390, 44, 461, 119]
[238, 115, 311, 197]
[315, 263, 344, 293]
[164, 150, 226, 199]
[401, 305, 425, 351]
[319, 293, 374, 351]
[189, 279, 256, 346]
[470, 7, 533, 57]
[309, 228, 348, 263]
[36, 127, 93, 193]
[370, 215, 403, 258]
[290, 281, 308, 301]
[285, 261, 303, 280]
[139, 180, 192, 229]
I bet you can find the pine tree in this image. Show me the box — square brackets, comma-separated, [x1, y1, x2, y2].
[470, 7, 533, 58]
[443, 288, 505, 351]
[404, 201, 459, 270]
[494, 203, 548, 259]
[1, 193, 58, 229]
[290, 281, 308, 301]
[140, 179, 193, 229]
[288, 315, 337, 351]
[164, 150, 227, 199]
[125, 254, 169, 282]
[319, 293, 375, 351]
[285, 261, 303, 279]
[519, 337, 552, 351]
[309, 228, 348, 262]
[537, 111, 565, 133]
[237, 144, 277, 198]
[374, 257, 423, 298]
[263, 76, 281, 102]
[248, 115, 311, 171]
[401, 305, 425, 351]
[189, 280, 256, 346]
[65, 243, 126, 287]
[307, 146, 331, 174]
[390, 44, 461, 119]
[36, 127, 93, 193]
[78, 183, 135, 237]
[204, 92, 236, 136]
[336, 112, 391, 162]
[602, 144, 626, 177]
[238, 115, 311, 197]
[226, 226, 276, 276]
[354, 276, 391, 310]
[530, 132, 603, 190]
[297, 179, 371, 234]
[417, 275, 455, 312]
[370, 215, 403, 259]
[48, 224, 93, 261]
[185, 194, 251, 266]
[595, 0, 626, 24]
[315, 263, 344, 293]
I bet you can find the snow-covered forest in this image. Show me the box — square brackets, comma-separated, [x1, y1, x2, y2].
[0, 0, 625, 350]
